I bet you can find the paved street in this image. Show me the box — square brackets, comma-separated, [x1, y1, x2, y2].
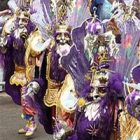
[0, 92, 53, 140]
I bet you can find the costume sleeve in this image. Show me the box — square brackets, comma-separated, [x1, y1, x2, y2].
[8, 0, 18, 13]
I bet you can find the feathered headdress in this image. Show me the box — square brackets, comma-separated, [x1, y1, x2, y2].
[16, 0, 34, 8]
[45, 0, 76, 38]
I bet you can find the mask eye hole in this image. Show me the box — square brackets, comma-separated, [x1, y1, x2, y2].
[56, 33, 62, 39]
[91, 87, 95, 92]
[64, 33, 70, 38]
[98, 87, 107, 93]
[22, 18, 28, 23]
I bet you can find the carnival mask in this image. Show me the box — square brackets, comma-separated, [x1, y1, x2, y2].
[24, 0, 31, 4]
[54, 24, 72, 57]
[55, 24, 71, 45]
[17, 10, 30, 29]
[90, 70, 110, 102]
[126, 90, 140, 119]
[23, 0, 35, 7]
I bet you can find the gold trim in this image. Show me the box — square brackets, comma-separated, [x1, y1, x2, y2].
[44, 88, 59, 107]
[119, 104, 140, 140]
[43, 52, 62, 107]
[29, 30, 43, 57]
[2, 15, 15, 36]
[57, 74, 78, 113]
[10, 72, 27, 86]
[46, 52, 62, 87]
[24, 44, 35, 82]
[24, 31, 37, 82]
[10, 64, 27, 86]
[87, 0, 92, 17]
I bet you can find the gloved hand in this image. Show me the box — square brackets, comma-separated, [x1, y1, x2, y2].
[0, 35, 7, 47]
[0, 35, 7, 54]
[26, 81, 40, 97]
[31, 38, 52, 53]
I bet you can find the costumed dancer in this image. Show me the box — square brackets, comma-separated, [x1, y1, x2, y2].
[58, 4, 124, 140]
[25, 0, 91, 139]
[0, 0, 18, 34]
[119, 39, 140, 140]
[26, 1, 78, 139]
[107, 0, 140, 139]
[0, 0, 46, 137]
[26, 0, 122, 139]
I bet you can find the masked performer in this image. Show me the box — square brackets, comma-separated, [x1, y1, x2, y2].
[119, 39, 140, 140]
[25, 0, 107, 139]
[0, 0, 18, 34]
[25, 1, 79, 139]
[104, 1, 140, 140]
[25, 1, 124, 140]
[60, 20, 123, 140]
[0, 2, 43, 136]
